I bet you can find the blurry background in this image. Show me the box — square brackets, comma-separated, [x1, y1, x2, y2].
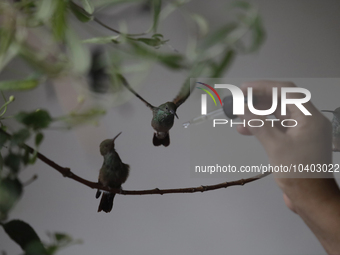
[1, 0, 340, 254]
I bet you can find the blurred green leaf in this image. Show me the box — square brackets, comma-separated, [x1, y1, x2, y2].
[152, 0, 162, 33]
[4, 153, 21, 174]
[158, 54, 185, 69]
[0, 78, 39, 91]
[28, 151, 38, 165]
[247, 16, 265, 52]
[0, 131, 8, 148]
[35, 133, 44, 147]
[19, 44, 64, 76]
[82, 35, 120, 44]
[0, 153, 3, 174]
[135, 34, 168, 48]
[0, 43, 20, 73]
[0, 178, 22, 219]
[63, 108, 106, 127]
[210, 49, 235, 77]
[15, 110, 53, 130]
[191, 14, 209, 37]
[54, 233, 72, 243]
[201, 23, 237, 50]
[10, 129, 31, 146]
[81, 0, 94, 14]
[232, 1, 252, 10]
[66, 30, 91, 74]
[45, 232, 82, 254]
[2, 220, 46, 255]
[70, 1, 93, 23]
[52, 0, 68, 41]
[22, 147, 30, 165]
[0, 28, 15, 57]
[45, 244, 58, 255]
[130, 42, 185, 69]
[35, 0, 56, 23]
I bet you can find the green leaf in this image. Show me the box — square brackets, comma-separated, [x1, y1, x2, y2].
[191, 14, 209, 37]
[66, 30, 91, 74]
[35, 0, 56, 23]
[64, 108, 106, 127]
[0, 153, 3, 173]
[22, 147, 30, 165]
[210, 49, 235, 77]
[70, 1, 93, 23]
[4, 153, 21, 174]
[129, 42, 185, 69]
[0, 43, 20, 73]
[135, 36, 167, 48]
[82, 35, 120, 44]
[15, 110, 53, 130]
[158, 54, 185, 69]
[81, 0, 94, 14]
[45, 244, 58, 255]
[35, 132, 44, 147]
[2, 220, 46, 255]
[232, 1, 252, 10]
[29, 151, 38, 165]
[0, 178, 23, 219]
[52, 0, 68, 41]
[201, 23, 237, 49]
[152, 0, 162, 33]
[0, 78, 39, 91]
[11, 129, 31, 146]
[0, 21, 16, 56]
[54, 233, 72, 242]
[0, 131, 8, 148]
[247, 16, 265, 52]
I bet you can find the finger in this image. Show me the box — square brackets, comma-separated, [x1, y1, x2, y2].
[240, 80, 319, 120]
[242, 105, 283, 148]
[237, 125, 253, 136]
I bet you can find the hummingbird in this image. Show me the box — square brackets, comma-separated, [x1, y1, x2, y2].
[96, 132, 130, 213]
[119, 75, 191, 147]
[88, 48, 110, 94]
[322, 107, 340, 151]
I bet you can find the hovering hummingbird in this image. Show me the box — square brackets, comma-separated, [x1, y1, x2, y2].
[88, 48, 111, 94]
[119, 75, 191, 147]
[96, 132, 130, 213]
[322, 107, 340, 151]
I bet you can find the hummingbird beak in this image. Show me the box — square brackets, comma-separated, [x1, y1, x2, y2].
[171, 110, 179, 119]
[112, 132, 122, 143]
[321, 110, 335, 114]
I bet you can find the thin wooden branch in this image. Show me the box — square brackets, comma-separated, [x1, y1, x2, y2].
[1, 129, 271, 195]
[120, 172, 271, 195]
[69, 1, 145, 37]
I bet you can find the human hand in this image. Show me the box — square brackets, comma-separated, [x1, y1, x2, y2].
[237, 80, 340, 254]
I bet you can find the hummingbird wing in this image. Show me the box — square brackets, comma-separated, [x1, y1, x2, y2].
[119, 74, 156, 110]
[172, 78, 191, 108]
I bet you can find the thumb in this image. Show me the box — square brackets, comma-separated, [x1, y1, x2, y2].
[240, 105, 283, 150]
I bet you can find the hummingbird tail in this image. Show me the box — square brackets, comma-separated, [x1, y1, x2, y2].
[98, 193, 115, 213]
[153, 133, 170, 147]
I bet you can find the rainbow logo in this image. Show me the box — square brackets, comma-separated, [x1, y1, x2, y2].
[196, 82, 222, 106]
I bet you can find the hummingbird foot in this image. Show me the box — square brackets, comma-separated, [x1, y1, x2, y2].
[95, 189, 102, 199]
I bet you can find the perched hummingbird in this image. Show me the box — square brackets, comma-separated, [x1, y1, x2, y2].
[96, 132, 130, 213]
[322, 107, 340, 151]
[119, 75, 190, 147]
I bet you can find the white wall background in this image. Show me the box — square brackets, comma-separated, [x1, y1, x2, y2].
[1, 0, 340, 254]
